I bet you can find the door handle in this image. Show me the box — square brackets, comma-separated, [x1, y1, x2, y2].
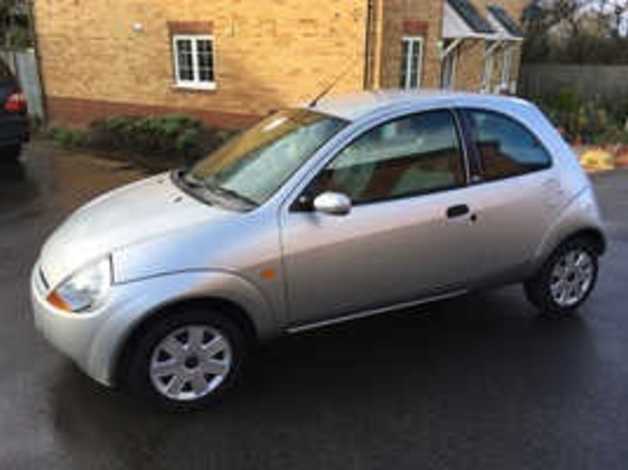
[446, 204, 470, 219]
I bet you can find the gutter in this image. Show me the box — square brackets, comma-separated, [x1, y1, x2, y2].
[363, 0, 375, 90]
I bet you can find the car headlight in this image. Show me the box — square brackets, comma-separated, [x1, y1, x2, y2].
[47, 256, 112, 313]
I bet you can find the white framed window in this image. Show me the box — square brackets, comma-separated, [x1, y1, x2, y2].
[500, 46, 513, 89]
[441, 43, 457, 90]
[172, 34, 216, 90]
[481, 41, 494, 93]
[400, 36, 423, 89]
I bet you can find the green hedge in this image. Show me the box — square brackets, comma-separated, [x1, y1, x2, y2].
[49, 114, 236, 170]
[532, 89, 628, 145]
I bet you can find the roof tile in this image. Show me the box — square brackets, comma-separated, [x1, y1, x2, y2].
[488, 5, 524, 37]
[447, 0, 495, 34]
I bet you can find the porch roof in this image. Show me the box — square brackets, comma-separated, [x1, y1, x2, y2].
[442, 0, 495, 39]
[487, 5, 525, 39]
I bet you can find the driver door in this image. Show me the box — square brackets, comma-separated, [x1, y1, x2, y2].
[280, 109, 479, 327]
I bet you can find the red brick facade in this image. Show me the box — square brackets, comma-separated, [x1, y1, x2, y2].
[402, 20, 429, 35]
[167, 21, 214, 35]
[47, 97, 259, 130]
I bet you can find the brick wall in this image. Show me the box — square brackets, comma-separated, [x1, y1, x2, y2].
[34, 0, 368, 128]
[34, 0, 527, 129]
[370, 0, 525, 93]
[454, 39, 485, 91]
[375, 0, 445, 89]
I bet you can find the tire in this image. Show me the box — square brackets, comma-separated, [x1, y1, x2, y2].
[3, 144, 22, 161]
[524, 238, 599, 317]
[124, 307, 248, 411]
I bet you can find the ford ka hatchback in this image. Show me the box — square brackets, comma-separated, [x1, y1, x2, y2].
[31, 91, 606, 409]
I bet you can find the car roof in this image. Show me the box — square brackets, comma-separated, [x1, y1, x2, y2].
[303, 89, 532, 121]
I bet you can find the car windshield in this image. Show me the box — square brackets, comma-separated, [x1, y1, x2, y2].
[183, 109, 348, 206]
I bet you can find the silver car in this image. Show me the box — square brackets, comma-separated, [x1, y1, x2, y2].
[31, 91, 606, 409]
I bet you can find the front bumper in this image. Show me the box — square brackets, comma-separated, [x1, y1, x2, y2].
[31, 260, 280, 387]
[31, 262, 118, 387]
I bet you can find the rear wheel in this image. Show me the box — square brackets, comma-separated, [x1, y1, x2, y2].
[125, 307, 248, 411]
[524, 238, 599, 316]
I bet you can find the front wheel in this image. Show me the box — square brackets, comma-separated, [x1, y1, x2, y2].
[125, 308, 247, 411]
[524, 238, 599, 316]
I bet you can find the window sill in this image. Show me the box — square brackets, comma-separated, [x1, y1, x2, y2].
[171, 83, 217, 92]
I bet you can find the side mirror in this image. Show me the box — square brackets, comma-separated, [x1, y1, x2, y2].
[313, 192, 352, 216]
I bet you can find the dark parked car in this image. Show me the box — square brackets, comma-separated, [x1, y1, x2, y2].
[0, 58, 29, 160]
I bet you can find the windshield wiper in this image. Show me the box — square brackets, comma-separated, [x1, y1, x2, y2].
[172, 169, 219, 206]
[177, 169, 204, 189]
[174, 170, 258, 209]
[207, 184, 259, 208]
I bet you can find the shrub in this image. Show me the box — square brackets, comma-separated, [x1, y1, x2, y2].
[533, 89, 628, 145]
[89, 114, 199, 155]
[49, 127, 87, 148]
[592, 127, 628, 146]
[48, 114, 237, 170]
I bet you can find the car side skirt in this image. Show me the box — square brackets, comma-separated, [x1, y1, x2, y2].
[286, 289, 468, 334]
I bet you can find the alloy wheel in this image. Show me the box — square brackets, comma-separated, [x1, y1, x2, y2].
[149, 325, 233, 402]
[549, 249, 595, 308]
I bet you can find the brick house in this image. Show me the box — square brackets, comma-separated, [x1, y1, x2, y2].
[33, 0, 527, 129]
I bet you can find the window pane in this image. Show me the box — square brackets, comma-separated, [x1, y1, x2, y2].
[190, 110, 347, 205]
[482, 42, 494, 91]
[176, 39, 194, 81]
[441, 50, 454, 89]
[466, 110, 551, 180]
[314, 110, 465, 204]
[400, 41, 410, 88]
[197, 39, 214, 82]
[501, 48, 512, 85]
[401, 39, 422, 89]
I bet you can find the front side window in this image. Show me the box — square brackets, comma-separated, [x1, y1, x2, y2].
[400, 37, 423, 89]
[465, 109, 552, 181]
[173, 35, 215, 89]
[310, 110, 465, 204]
[184, 109, 347, 206]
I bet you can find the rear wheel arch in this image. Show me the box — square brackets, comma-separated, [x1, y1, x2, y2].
[525, 235, 599, 315]
[562, 228, 606, 256]
[536, 225, 606, 272]
[114, 297, 258, 386]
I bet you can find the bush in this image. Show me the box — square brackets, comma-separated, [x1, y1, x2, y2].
[88, 114, 206, 157]
[592, 126, 628, 146]
[49, 114, 237, 170]
[49, 127, 87, 148]
[533, 89, 628, 145]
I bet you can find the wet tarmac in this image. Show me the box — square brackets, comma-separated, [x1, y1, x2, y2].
[1, 142, 628, 469]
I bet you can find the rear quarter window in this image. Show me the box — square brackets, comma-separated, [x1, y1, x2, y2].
[464, 109, 552, 181]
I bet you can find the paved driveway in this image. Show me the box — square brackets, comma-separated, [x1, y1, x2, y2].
[1, 142, 628, 470]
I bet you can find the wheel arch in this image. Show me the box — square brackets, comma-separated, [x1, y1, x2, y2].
[562, 227, 607, 255]
[113, 296, 259, 386]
